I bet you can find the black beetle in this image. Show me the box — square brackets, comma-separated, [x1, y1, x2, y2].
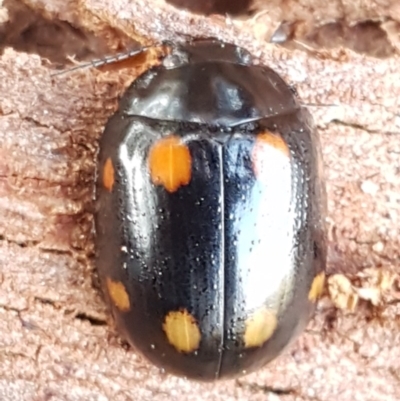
[94, 39, 327, 381]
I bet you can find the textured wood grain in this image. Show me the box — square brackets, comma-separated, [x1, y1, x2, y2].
[1, 0, 400, 400]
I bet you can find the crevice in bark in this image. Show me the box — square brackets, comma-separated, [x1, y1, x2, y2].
[236, 380, 297, 395]
[0, 0, 124, 66]
[165, 0, 253, 16]
[74, 312, 107, 326]
[280, 20, 397, 58]
[0, 0, 397, 79]
[0, 235, 40, 249]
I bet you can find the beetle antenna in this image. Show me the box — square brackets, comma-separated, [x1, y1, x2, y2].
[51, 46, 155, 77]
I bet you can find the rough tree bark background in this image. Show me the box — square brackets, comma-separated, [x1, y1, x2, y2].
[0, 0, 400, 400]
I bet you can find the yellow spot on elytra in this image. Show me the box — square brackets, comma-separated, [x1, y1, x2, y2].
[148, 135, 192, 193]
[103, 158, 115, 192]
[163, 309, 201, 353]
[309, 272, 326, 302]
[251, 131, 290, 178]
[106, 277, 130, 312]
[244, 307, 277, 348]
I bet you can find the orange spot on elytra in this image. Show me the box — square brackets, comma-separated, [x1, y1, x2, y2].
[251, 131, 290, 178]
[308, 272, 326, 302]
[106, 278, 131, 312]
[149, 135, 192, 193]
[163, 309, 201, 353]
[103, 158, 115, 192]
[244, 307, 277, 348]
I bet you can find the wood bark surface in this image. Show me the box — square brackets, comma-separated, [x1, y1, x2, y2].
[1, 0, 400, 400]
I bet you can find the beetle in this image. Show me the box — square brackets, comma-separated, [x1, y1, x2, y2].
[94, 38, 327, 381]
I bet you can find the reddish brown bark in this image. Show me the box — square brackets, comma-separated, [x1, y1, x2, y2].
[1, 0, 400, 400]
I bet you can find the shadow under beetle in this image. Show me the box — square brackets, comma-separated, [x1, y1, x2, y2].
[94, 38, 327, 381]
